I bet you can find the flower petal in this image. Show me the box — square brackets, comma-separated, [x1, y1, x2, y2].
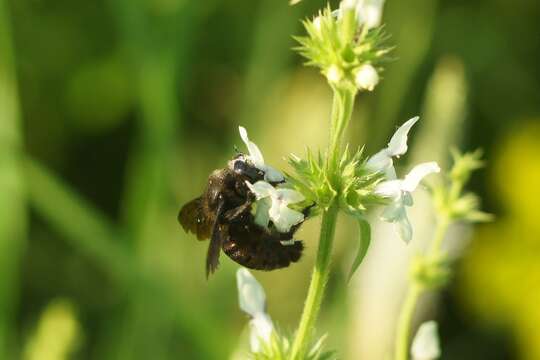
[236, 269, 267, 318]
[275, 188, 305, 204]
[374, 179, 403, 199]
[249, 313, 274, 353]
[356, 0, 386, 29]
[272, 205, 304, 233]
[254, 198, 271, 228]
[396, 213, 413, 243]
[246, 180, 275, 200]
[380, 200, 404, 222]
[387, 116, 419, 156]
[365, 148, 392, 173]
[411, 321, 441, 360]
[239, 126, 265, 168]
[401, 162, 440, 193]
[268, 198, 282, 223]
[355, 64, 379, 91]
[263, 165, 284, 182]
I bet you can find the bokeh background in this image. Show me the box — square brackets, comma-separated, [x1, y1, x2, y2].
[1, 0, 539, 359]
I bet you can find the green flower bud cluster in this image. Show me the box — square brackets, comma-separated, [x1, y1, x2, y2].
[432, 149, 493, 223]
[294, 6, 391, 91]
[251, 331, 336, 360]
[410, 254, 452, 290]
[286, 147, 384, 215]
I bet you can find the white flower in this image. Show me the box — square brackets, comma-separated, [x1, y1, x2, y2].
[246, 181, 305, 233]
[236, 268, 274, 353]
[366, 116, 419, 179]
[239, 126, 284, 183]
[339, 0, 385, 29]
[411, 321, 441, 360]
[375, 162, 440, 242]
[326, 65, 343, 83]
[355, 64, 379, 91]
[356, 0, 385, 29]
[341, 0, 358, 10]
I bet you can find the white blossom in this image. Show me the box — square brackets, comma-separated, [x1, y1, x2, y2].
[375, 162, 440, 242]
[239, 126, 284, 182]
[236, 269, 274, 353]
[411, 321, 441, 360]
[355, 64, 379, 91]
[339, 0, 385, 29]
[327, 64, 343, 83]
[356, 0, 385, 29]
[246, 181, 305, 233]
[366, 116, 419, 179]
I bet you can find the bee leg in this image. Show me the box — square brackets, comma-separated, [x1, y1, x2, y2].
[222, 200, 252, 222]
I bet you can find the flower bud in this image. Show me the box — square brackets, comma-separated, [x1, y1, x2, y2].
[326, 65, 344, 84]
[341, 0, 358, 10]
[355, 64, 379, 91]
[411, 321, 441, 360]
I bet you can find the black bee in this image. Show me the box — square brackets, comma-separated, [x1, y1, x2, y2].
[178, 155, 306, 277]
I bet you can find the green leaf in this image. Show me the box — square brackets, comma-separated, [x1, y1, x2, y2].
[347, 216, 371, 282]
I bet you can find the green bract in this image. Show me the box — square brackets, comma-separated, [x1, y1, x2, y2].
[433, 149, 493, 223]
[410, 254, 452, 290]
[286, 146, 385, 214]
[295, 6, 391, 89]
[251, 332, 336, 360]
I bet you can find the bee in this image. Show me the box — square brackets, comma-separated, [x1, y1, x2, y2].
[178, 155, 306, 277]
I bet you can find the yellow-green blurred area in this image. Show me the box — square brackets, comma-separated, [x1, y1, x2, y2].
[0, 0, 539, 359]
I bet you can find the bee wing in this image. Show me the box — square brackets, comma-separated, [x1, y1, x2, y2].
[206, 199, 226, 277]
[178, 197, 212, 240]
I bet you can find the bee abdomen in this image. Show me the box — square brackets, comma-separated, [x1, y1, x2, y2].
[222, 240, 303, 271]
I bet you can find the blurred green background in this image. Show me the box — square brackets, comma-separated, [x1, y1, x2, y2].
[1, 0, 539, 359]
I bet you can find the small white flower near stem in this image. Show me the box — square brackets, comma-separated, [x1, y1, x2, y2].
[356, 0, 386, 29]
[246, 181, 305, 233]
[411, 321, 441, 360]
[236, 268, 274, 354]
[326, 65, 344, 84]
[340, 0, 386, 29]
[355, 64, 379, 91]
[375, 162, 440, 242]
[366, 116, 419, 179]
[239, 126, 284, 182]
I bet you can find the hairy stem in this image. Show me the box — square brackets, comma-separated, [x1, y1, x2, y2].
[394, 216, 450, 360]
[290, 87, 355, 360]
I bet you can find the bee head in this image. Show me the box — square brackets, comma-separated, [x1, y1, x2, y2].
[229, 156, 265, 182]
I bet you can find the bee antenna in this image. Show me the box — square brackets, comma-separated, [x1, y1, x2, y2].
[233, 145, 240, 154]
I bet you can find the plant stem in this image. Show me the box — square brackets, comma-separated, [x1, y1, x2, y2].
[290, 87, 355, 360]
[394, 216, 450, 360]
[395, 284, 422, 360]
[289, 205, 339, 360]
[328, 87, 356, 175]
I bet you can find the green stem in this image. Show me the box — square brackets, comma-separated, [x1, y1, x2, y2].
[290, 87, 356, 360]
[395, 284, 422, 360]
[428, 215, 450, 256]
[394, 216, 450, 360]
[328, 87, 356, 175]
[289, 205, 339, 360]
